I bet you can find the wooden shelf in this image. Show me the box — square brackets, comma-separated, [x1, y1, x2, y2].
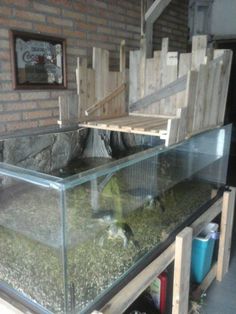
[79, 115, 169, 137]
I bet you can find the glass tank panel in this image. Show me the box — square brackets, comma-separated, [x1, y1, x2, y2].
[0, 125, 232, 314]
[0, 175, 66, 313]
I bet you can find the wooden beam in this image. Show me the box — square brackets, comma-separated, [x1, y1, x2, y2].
[85, 84, 126, 116]
[129, 74, 187, 112]
[172, 227, 193, 314]
[217, 187, 236, 281]
[145, 0, 172, 24]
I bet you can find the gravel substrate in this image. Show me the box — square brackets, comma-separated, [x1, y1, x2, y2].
[0, 177, 214, 313]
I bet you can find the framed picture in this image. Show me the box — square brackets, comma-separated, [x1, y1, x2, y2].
[10, 30, 67, 89]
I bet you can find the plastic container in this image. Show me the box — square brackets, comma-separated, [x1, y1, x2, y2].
[191, 223, 219, 283]
[148, 272, 168, 314]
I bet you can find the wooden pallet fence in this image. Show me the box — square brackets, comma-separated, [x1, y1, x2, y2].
[58, 35, 232, 146]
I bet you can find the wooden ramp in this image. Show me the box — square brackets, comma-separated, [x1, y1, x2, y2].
[58, 35, 232, 146]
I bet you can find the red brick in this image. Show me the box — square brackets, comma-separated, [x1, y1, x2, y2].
[0, 7, 12, 16]
[0, 29, 8, 38]
[75, 22, 97, 32]
[62, 9, 85, 21]
[7, 120, 38, 132]
[33, 2, 61, 15]
[34, 24, 62, 36]
[4, 101, 37, 111]
[0, 82, 12, 91]
[0, 112, 21, 122]
[23, 110, 52, 120]
[37, 100, 58, 109]
[0, 17, 32, 30]
[20, 92, 50, 101]
[0, 39, 9, 49]
[48, 16, 73, 28]
[63, 29, 86, 39]
[0, 93, 19, 102]
[0, 51, 10, 61]
[38, 118, 58, 127]
[1, 0, 30, 7]
[14, 10, 46, 22]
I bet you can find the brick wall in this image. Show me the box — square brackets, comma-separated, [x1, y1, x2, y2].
[0, 0, 188, 137]
[153, 0, 189, 52]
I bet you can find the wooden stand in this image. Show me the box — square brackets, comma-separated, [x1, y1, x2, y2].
[96, 187, 235, 314]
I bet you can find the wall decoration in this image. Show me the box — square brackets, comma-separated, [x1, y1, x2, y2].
[10, 30, 67, 89]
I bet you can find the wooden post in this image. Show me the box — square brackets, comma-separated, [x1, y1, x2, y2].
[172, 227, 193, 314]
[216, 187, 236, 281]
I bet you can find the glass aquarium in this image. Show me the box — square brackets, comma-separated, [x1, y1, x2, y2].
[0, 125, 231, 314]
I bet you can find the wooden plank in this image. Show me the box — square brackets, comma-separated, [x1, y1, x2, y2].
[206, 61, 222, 127]
[129, 75, 187, 112]
[58, 95, 69, 122]
[145, 50, 161, 114]
[129, 50, 141, 104]
[140, 37, 147, 98]
[185, 70, 198, 134]
[145, 0, 172, 24]
[161, 51, 178, 115]
[79, 121, 166, 137]
[87, 68, 95, 108]
[217, 187, 236, 281]
[119, 40, 126, 75]
[217, 50, 233, 124]
[165, 118, 179, 146]
[192, 64, 208, 132]
[191, 35, 207, 71]
[179, 53, 192, 77]
[78, 57, 88, 118]
[85, 84, 126, 116]
[100, 243, 175, 314]
[159, 38, 168, 114]
[129, 112, 174, 118]
[172, 227, 193, 314]
[175, 53, 191, 116]
[176, 107, 187, 142]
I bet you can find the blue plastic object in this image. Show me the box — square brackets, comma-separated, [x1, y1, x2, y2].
[191, 223, 218, 284]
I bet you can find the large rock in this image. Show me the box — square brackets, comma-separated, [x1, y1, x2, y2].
[1, 129, 88, 173]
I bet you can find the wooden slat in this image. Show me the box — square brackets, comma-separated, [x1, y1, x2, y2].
[217, 50, 233, 124]
[78, 57, 88, 117]
[172, 227, 193, 314]
[165, 118, 179, 146]
[129, 75, 187, 112]
[161, 51, 178, 115]
[217, 187, 236, 281]
[129, 50, 141, 104]
[140, 37, 147, 98]
[192, 64, 208, 132]
[185, 70, 198, 134]
[191, 35, 207, 71]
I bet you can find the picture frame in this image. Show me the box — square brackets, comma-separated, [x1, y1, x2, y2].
[10, 30, 67, 89]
